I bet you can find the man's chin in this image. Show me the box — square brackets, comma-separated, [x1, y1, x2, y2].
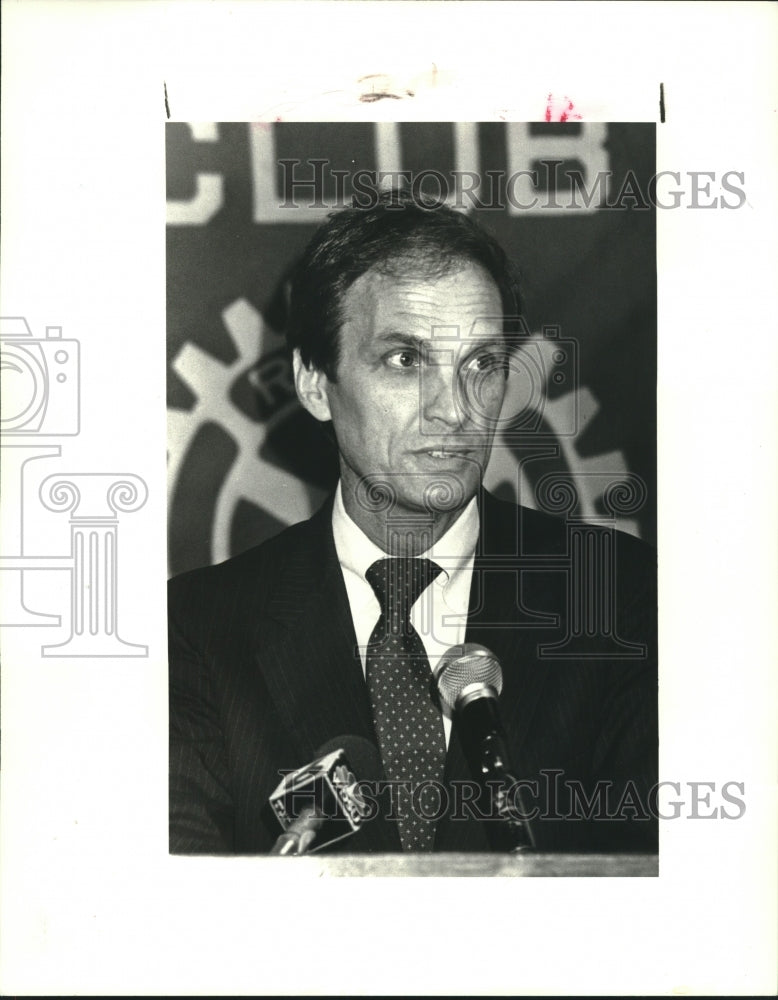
[362, 474, 478, 516]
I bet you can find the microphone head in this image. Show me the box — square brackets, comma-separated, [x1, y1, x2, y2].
[269, 735, 383, 852]
[434, 643, 503, 713]
[315, 734, 383, 783]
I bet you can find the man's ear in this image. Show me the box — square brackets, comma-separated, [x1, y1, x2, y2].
[292, 349, 333, 423]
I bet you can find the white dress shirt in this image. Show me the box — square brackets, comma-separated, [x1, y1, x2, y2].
[331, 482, 478, 746]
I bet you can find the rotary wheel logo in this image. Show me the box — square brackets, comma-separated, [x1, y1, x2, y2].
[167, 298, 337, 576]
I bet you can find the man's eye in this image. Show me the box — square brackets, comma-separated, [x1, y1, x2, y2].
[386, 349, 420, 369]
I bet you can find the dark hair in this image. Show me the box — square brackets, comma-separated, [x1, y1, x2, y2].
[286, 188, 524, 380]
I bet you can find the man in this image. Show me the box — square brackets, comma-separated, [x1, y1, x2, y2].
[169, 189, 657, 856]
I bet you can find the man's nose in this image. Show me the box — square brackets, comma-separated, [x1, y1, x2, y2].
[420, 365, 465, 429]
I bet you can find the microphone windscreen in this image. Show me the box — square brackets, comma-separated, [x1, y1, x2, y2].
[434, 643, 503, 711]
[269, 736, 383, 851]
[315, 734, 383, 783]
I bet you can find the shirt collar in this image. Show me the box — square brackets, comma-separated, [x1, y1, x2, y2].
[332, 481, 479, 586]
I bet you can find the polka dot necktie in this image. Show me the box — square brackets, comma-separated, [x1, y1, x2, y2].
[365, 557, 446, 851]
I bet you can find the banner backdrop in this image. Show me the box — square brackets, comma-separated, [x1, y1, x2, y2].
[166, 122, 656, 577]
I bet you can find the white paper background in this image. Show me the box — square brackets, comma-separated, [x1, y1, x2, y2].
[1, 1, 776, 995]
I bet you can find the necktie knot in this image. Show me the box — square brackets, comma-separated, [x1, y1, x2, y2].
[366, 558, 442, 627]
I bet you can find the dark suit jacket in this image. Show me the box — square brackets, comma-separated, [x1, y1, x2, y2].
[169, 491, 658, 855]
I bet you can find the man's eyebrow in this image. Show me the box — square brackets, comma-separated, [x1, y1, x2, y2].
[372, 330, 429, 348]
[373, 330, 506, 349]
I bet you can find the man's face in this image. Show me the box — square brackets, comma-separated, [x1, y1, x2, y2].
[296, 261, 507, 545]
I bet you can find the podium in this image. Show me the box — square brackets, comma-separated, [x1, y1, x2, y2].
[276, 853, 658, 877]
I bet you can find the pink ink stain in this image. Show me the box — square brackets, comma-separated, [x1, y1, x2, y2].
[545, 94, 583, 122]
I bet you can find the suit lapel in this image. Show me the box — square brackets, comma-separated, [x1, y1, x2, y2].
[258, 500, 373, 756]
[257, 500, 401, 852]
[468, 491, 553, 761]
[435, 492, 552, 851]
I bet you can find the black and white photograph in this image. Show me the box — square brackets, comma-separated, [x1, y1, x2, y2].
[166, 121, 660, 867]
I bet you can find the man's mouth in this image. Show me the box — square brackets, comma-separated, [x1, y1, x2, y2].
[420, 447, 472, 459]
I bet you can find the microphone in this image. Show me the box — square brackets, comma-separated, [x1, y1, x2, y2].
[434, 643, 535, 851]
[269, 735, 381, 855]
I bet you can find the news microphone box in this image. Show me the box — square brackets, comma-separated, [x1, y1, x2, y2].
[269, 748, 369, 852]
